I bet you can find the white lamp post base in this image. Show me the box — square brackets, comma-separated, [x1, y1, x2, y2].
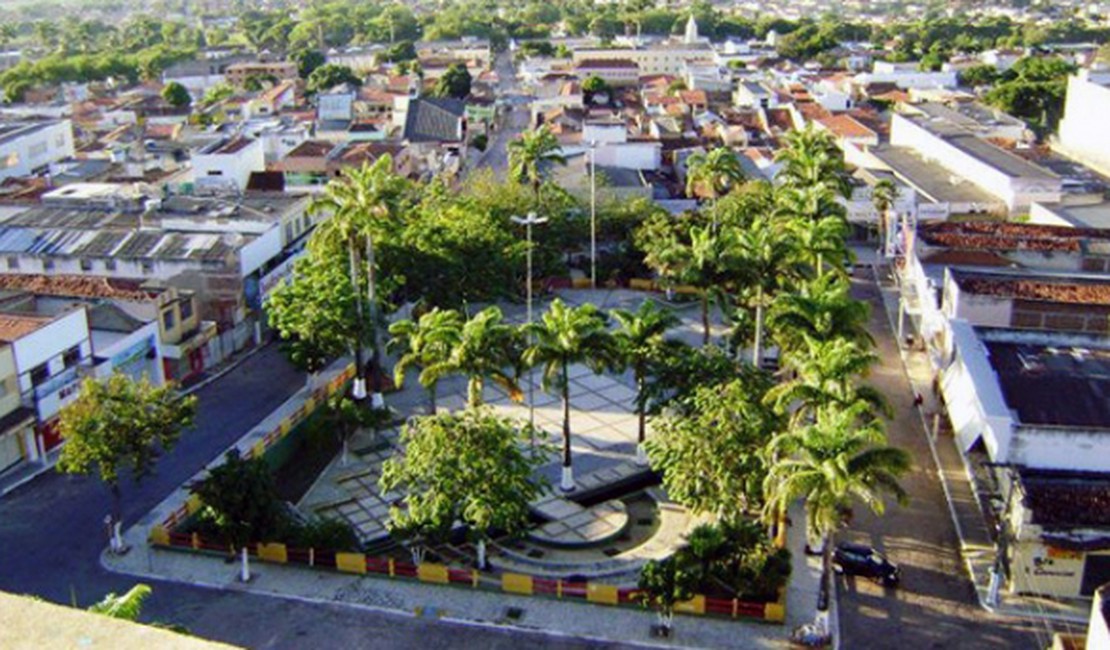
[560, 466, 575, 491]
[351, 378, 367, 400]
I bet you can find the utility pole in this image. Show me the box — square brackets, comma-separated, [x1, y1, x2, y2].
[589, 139, 598, 289]
[511, 212, 548, 440]
[366, 233, 384, 409]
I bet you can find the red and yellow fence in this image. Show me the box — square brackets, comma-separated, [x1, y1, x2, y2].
[149, 529, 785, 624]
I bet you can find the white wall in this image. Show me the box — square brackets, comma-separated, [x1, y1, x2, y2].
[238, 226, 284, 278]
[1056, 73, 1110, 177]
[582, 122, 627, 145]
[1089, 588, 1110, 650]
[11, 309, 91, 420]
[192, 138, 265, 192]
[592, 142, 661, 171]
[91, 322, 164, 386]
[0, 121, 76, 180]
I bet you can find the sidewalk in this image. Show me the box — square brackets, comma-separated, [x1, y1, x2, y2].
[0, 447, 60, 498]
[869, 264, 1089, 625]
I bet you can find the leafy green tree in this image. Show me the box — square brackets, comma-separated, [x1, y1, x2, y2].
[684, 147, 745, 200]
[294, 49, 326, 79]
[426, 306, 521, 408]
[871, 178, 896, 255]
[433, 62, 472, 99]
[637, 557, 696, 636]
[646, 378, 778, 520]
[200, 83, 234, 107]
[581, 73, 609, 99]
[763, 406, 910, 628]
[611, 301, 682, 463]
[379, 409, 547, 568]
[508, 125, 566, 202]
[161, 80, 190, 108]
[388, 307, 463, 414]
[58, 374, 197, 554]
[524, 299, 618, 491]
[306, 63, 360, 94]
[193, 449, 284, 582]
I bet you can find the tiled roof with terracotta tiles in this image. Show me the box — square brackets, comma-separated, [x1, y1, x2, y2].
[764, 107, 795, 131]
[358, 87, 398, 103]
[919, 222, 1110, 252]
[819, 114, 877, 140]
[0, 274, 153, 301]
[678, 90, 708, 105]
[644, 94, 680, 106]
[796, 101, 832, 122]
[286, 140, 336, 159]
[639, 74, 676, 88]
[920, 249, 1014, 267]
[871, 89, 912, 103]
[957, 274, 1110, 306]
[0, 314, 54, 342]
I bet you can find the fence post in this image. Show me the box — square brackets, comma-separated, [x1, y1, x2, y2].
[309, 547, 315, 567]
[472, 570, 479, 588]
[388, 558, 395, 577]
[191, 532, 199, 550]
[556, 579, 562, 599]
[732, 598, 738, 618]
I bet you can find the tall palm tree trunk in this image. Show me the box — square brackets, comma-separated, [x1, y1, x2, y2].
[467, 376, 484, 408]
[348, 237, 366, 399]
[427, 383, 437, 415]
[636, 370, 648, 465]
[817, 531, 834, 633]
[560, 358, 574, 491]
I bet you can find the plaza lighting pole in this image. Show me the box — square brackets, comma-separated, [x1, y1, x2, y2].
[589, 139, 597, 289]
[512, 212, 547, 440]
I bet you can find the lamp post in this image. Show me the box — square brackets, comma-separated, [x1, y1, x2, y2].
[511, 212, 547, 436]
[588, 139, 597, 289]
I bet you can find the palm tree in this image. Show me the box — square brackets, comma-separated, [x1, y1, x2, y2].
[763, 405, 910, 632]
[765, 336, 888, 427]
[769, 274, 873, 356]
[685, 147, 745, 201]
[774, 125, 851, 199]
[784, 211, 850, 279]
[524, 299, 618, 491]
[871, 179, 896, 257]
[508, 125, 566, 202]
[388, 308, 463, 414]
[686, 224, 736, 347]
[88, 584, 152, 620]
[732, 215, 799, 368]
[309, 156, 407, 405]
[611, 301, 682, 463]
[425, 306, 521, 409]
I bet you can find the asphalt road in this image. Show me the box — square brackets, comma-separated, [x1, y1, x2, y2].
[0, 343, 627, 648]
[836, 275, 1043, 650]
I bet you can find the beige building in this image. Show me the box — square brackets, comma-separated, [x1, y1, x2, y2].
[0, 343, 35, 472]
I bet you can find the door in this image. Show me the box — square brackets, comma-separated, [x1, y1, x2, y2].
[1080, 553, 1110, 597]
[0, 429, 23, 472]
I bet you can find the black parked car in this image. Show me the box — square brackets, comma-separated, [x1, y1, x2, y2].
[832, 542, 900, 587]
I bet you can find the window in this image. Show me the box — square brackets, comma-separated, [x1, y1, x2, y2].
[79, 259, 93, 272]
[207, 170, 223, 176]
[30, 364, 49, 387]
[63, 346, 80, 368]
[6, 257, 18, 270]
[284, 223, 294, 241]
[163, 308, 176, 331]
[104, 259, 117, 271]
[141, 260, 154, 274]
[42, 259, 54, 271]
[178, 299, 193, 322]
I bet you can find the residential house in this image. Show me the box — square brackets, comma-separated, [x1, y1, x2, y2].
[0, 121, 76, 181]
[191, 136, 266, 192]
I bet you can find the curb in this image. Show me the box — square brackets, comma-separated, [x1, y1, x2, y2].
[181, 339, 273, 397]
[0, 453, 58, 498]
[100, 546, 681, 650]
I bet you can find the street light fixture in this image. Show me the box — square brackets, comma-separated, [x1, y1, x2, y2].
[511, 211, 548, 438]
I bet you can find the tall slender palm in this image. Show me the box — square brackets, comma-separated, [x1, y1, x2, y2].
[784, 212, 850, 279]
[685, 224, 736, 347]
[508, 125, 566, 202]
[309, 156, 407, 403]
[871, 179, 896, 256]
[524, 299, 618, 491]
[685, 147, 745, 201]
[763, 405, 910, 629]
[765, 336, 888, 427]
[388, 308, 463, 414]
[769, 274, 873, 356]
[424, 306, 521, 409]
[611, 301, 682, 463]
[775, 125, 851, 199]
[732, 215, 799, 368]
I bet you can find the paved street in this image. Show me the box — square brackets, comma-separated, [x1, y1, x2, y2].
[836, 274, 1043, 650]
[0, 343, 637, 648]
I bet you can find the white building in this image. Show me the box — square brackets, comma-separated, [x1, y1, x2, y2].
[1056, 71, 1110, 178]
[572, 41, 714, 77]
[855, 61, 958, 90]
[890, 112, 1061, 214]
[191, 136, 265, 192]
[0, 121, 76, 181]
